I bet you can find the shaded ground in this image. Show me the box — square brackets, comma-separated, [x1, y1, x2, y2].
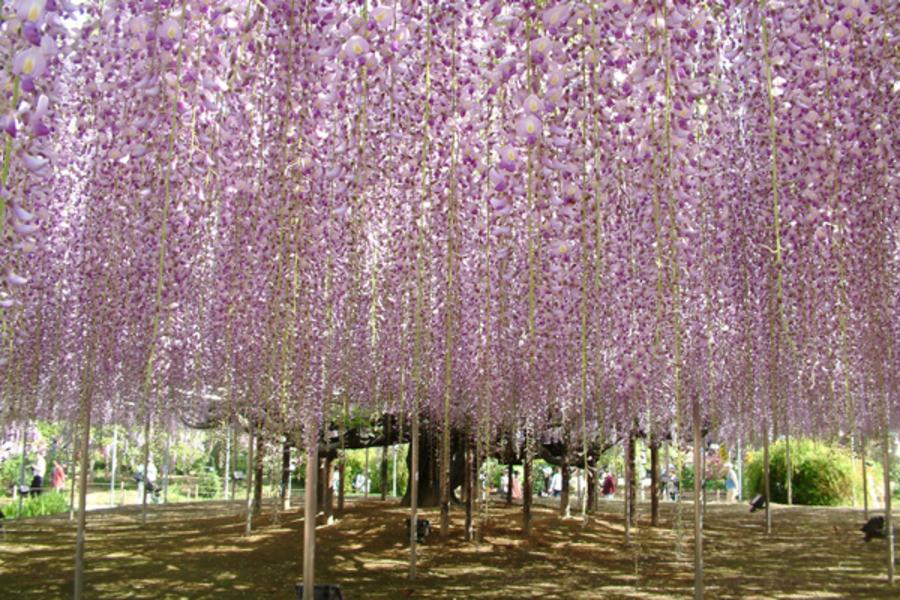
[0, 496, 895, 599]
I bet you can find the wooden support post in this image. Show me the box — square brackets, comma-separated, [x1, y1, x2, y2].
[392, 445, 398, 497]
[364, 447, 370, 499]
[302, 442, 318, 600]
[628, 433, 637, 527]
[244, 428, 255, 536]
[337, 449, 345, 513]
[163, 432, 171, 505]
[17, 423, 27, 515]
[224, 425, 231, 499]
[140, 413, 151, 525]
[323, 455, 334, 524]
[73, 389, 93, 600]
[69, 425, 78, 520]
[651, 442, 660, 527]
[109, 426, 118, 507]
[409, 415, 419, 580]
[882, 404, 894, 584]
[861, 435, 868, 521]
[785, 428, 792, 506]
[523, 433, 533, 537]
[763, 421, 772, 535]
[702, 439, 707, 511]
[624, 437, 631, 544]
[693, 397, 703, 600]
[381, 414, 390, 501]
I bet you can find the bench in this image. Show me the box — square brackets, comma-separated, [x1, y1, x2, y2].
[405, 517, 431, 543]
[294, 583, 344, 600]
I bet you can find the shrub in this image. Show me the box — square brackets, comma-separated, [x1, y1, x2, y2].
[197, 469, 221, 498]
[744, 439, 882, 506]
[0, 456, 25, 497]
[682, 462, 726, 493]
[4, 492, 70, 519]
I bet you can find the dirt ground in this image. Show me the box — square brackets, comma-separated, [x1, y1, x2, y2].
[0, 497, 895, 599]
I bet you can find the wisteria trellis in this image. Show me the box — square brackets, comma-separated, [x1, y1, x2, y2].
[0, 0, 897, 586]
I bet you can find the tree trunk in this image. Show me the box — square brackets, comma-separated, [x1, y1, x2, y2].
[586, 465, 596, 515]
[323, 455, 334, 522]
[465, 435, 474, 541]
[651, 442, 660, 526]
[506, 431, 515, 506]
[337, 450, 345, 514]
[253, 434, 264, 516]
[523, 439, 533, 537]
[506, 460, 514, 506]
[560, 450, 571, 518]
[402, 424, 465, 507]
[403, 425, 439, 507]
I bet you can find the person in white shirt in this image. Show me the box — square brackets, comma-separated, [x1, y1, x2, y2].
[551, 469, 563, 497]
[30, 452, 47, 496]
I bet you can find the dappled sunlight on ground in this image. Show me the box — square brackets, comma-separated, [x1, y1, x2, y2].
[0, 498, 895, 598]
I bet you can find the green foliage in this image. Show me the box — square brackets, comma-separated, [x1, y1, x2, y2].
[0, 456, 25, 497]
[745, 439, 882, 506]
[891, 459, 900, 500]
[485, 459, 506, 490]
[197, 469, 221, 498]
[340, 446, 408, 496]
[681, 463, 726, 493]
[681, 465, 693, 490]
[3, 492, 69, 519]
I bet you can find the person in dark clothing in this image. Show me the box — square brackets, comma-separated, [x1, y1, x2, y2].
[602, 471, 616, 498]
[29, 453, 46, 497]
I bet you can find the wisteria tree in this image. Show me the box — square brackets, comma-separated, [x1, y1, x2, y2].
[0, 1, 896, 599]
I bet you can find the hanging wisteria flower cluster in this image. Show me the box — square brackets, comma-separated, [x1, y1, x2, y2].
[0, 0, 896, 452]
